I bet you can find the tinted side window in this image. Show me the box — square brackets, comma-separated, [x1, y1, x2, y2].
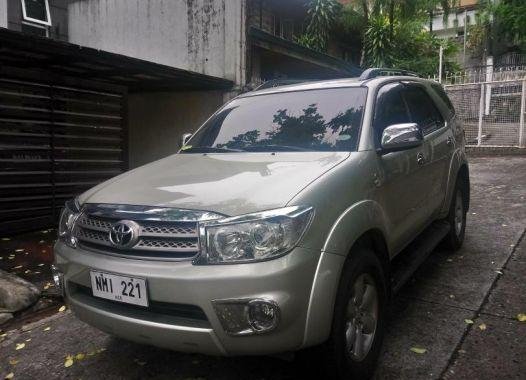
[403, 86, 444, 135]
[373, 84, 410, 145]
[431, 83, 455, 116]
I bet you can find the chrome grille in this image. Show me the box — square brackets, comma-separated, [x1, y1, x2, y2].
[140, 223, 196, 236]
[137, 239, 198, 250]
[76, 228, 111, 244]
[72, 204, 223, 261]
[77, 215, 113, 231]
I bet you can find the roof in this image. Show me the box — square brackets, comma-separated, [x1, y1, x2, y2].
[0, 28, 233, 92]
[241, 75, 429, 97]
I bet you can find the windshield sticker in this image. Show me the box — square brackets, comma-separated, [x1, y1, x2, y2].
[181, 145, 193, 151]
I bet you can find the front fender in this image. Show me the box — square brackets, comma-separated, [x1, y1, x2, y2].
[440, 147, 469, 217]
[322, 200, 391, 256]
[302, 200, 390, 347]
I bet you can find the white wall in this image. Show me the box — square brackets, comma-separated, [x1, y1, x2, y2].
[67, 0, 246, 86]
[431, 9, 477, 35]
[0, 0, 7, 28]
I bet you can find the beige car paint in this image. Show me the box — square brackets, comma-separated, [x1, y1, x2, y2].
[54, 76, 468, 355]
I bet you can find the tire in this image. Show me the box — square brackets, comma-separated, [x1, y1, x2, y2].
[322, 245, 388, 380]
[442, 182, 467, 251]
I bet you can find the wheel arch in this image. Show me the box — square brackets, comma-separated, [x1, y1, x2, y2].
[303, 220, 392, 348]
[443, 151, 470, 216]
[457, 163, 470, 211]
[349, 229, 390, 291]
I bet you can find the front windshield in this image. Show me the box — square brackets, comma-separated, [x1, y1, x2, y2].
[183, 87, 367, 153]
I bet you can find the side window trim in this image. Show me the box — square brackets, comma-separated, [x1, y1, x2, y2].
[372, 82, 411, 127]
[430, 83, 456, 117]
[372, 81, 411, 148]
[402, 83, 446, 136]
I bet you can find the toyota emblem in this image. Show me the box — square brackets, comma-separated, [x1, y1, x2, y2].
[109, 220, 140, 249]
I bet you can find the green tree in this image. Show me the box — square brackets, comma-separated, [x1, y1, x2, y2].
[363, 14, 394, 67]
[494, 0, 526, 48]
[339, 0, 460, 75]
[465, 0, 493, 58]
[295, 0, 342, 52]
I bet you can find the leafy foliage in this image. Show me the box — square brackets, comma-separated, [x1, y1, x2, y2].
[467, 0, 526, 58]
[363, 15, 394, 67]
[495, 0, 526, 45]
[294, 33, 320, 51]
[361, 13, 459, 76]
[296, 0, 342, 52]
[337, 0, 460, 76]
[466, 0, 492, 57]
[494, 0, 526, 47]
[466, 23, 488, 58]
[393, 21, 460, 75]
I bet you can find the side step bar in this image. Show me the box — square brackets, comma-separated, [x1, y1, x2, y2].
[390, 220, 451, 294]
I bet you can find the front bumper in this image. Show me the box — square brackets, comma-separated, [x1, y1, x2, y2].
[54, 242, 320, 356]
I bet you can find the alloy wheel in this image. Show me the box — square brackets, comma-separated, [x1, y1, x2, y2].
[454, 190, 464, 237]
[344, 273, 379, 361]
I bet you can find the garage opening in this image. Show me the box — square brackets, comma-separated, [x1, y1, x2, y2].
[0, 74, 126, 235]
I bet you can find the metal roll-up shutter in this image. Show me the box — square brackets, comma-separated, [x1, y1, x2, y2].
[0, 76, 127, 235]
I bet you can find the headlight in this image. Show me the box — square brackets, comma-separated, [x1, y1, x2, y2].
[195, 205, 314, 264]
[58, 198, 81, 248]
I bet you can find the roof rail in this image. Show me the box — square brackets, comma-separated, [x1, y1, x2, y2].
[254, 79, 311, 91]
[359, 68, 419, 80]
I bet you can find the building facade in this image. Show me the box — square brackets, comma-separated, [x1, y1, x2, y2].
[0, 0, 359, 235]
[430, 0, 480, 67]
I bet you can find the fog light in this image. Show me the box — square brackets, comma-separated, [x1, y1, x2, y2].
[213, 298, 280, 336]
[247, 299, 280, 332]
[51, 264, 64, 296]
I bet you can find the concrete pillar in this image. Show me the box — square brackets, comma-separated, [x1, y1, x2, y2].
[0, 0, 7, 28]
[484, 56, 493, 115]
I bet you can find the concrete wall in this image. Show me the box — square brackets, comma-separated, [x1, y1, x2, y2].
[128, 90, 224, 168]
[0, 0, 7, 28]
[7, 0, 68, 40]
[68, 0, 246, 86]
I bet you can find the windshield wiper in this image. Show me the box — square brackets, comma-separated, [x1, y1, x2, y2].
[180, 146, 245, 153]
[243, 144, 310, 152]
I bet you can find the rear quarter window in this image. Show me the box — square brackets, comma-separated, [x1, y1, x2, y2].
[431, 83, 455, 116]
[403, 86, 445, 136]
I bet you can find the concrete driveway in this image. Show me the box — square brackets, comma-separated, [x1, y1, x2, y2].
[1, 156, 525, 380]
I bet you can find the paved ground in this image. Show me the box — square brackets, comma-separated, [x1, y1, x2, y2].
[1, 156, 525, 380]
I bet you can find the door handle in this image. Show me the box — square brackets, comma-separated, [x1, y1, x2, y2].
[373, 172, 382, 187]
[417, 152, 426, 165]
[446, 136, 453, 146]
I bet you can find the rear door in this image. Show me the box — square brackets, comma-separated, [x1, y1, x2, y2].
[402, 83, 450, 217]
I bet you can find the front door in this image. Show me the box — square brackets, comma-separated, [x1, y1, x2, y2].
[402, 83, 451, 218]
[372, 82, 430, 253]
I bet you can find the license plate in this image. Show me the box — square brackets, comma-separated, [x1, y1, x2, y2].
[90, 270, 149, 307]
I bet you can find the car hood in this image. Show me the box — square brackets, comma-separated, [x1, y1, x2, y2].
[79, 152, 349, 216]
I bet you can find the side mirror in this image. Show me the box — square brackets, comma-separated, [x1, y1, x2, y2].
[180, 133, 192, 147]
[380, 123, 423, 153]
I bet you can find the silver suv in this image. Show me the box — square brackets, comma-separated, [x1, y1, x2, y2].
[54, 70, 469, 379]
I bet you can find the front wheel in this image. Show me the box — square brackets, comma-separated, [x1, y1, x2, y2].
[443, 184, 467, 251]
[323, 246, 387, 379]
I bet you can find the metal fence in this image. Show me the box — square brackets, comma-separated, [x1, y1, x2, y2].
[444, 79, 526, 147]
[432, 65, 526, 86]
